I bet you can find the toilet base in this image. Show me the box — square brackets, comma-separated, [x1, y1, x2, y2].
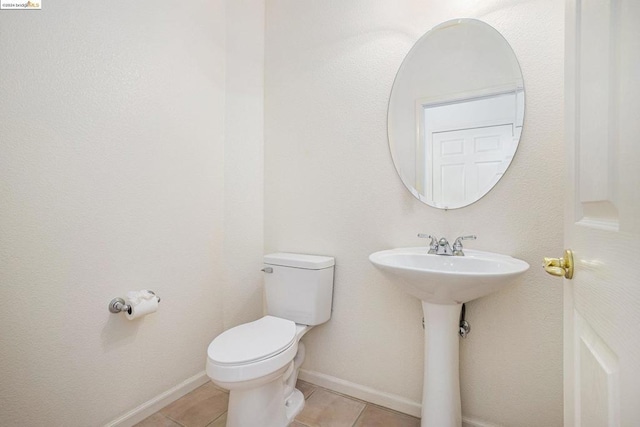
[208, 327, 313, 426]
[285, 388, 305, 422]
[223, 367, 305, 427]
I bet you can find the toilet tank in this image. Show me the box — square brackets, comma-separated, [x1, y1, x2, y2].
[263, 253, 335, 325]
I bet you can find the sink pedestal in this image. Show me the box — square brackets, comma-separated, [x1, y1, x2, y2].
[421, 301, 462, 427]
[369, 247, 530, 426]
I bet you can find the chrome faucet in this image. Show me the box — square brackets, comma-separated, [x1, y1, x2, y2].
[452, 235, 476, 256]
[417, 234, 438, 254]
[418, 234, 476, 256]
[436, 237, 454, 256]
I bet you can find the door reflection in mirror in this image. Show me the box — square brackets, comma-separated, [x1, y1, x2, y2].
[418, 90, 524, 208]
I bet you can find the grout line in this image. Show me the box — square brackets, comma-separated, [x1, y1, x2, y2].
[312, 383, 369, 406]
[350, 403, 368, 427]
[301, 383, 368, 427]
[162, 414, 187, 427]
[205, 412, 227, 426]
[365, 401, 421, 419]
[209, 381, 229, 394]
[304, 386, 318, 400]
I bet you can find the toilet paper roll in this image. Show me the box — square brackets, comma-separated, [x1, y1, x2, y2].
[125, 292, 159, 320]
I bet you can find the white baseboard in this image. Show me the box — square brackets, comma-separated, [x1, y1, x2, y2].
[298, 369, 422, 417]
[298, 369, 503, 427]
[104, 371, 210, 427]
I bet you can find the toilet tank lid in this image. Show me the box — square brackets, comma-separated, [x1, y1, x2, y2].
[264, 253, 334, 269]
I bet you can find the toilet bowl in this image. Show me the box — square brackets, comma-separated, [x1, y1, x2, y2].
[205, 253, 334, 427]
[206, 316, 311, 427]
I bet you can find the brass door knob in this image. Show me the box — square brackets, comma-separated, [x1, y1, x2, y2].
[543, 249, 574, 279]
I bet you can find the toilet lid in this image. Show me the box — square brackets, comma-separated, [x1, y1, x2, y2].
[208, 316, 297, 365]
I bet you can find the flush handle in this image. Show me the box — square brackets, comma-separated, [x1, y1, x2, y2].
[543, 249, 574, 279]
[261, 267, 273, 273]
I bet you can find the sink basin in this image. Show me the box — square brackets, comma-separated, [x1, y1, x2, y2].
[369, 247, 529, 304]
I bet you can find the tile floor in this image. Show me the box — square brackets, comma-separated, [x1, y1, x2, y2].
[134, 380, 420, 427]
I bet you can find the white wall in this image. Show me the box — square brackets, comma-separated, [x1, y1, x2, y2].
[264, 1, 564, 426]
[221, 0, 265, 331]
[0, 1, 264, 425]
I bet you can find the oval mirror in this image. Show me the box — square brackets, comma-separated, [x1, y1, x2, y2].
[388, 19, 524, 209]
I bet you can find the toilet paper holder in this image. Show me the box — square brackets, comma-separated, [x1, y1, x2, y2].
[108, 291, 161, 314]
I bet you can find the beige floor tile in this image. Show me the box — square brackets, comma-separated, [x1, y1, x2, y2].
[295, 388, 366, 427]
[296, 379, 318, 399]
[290, 422, 308, 427]
[353, 404, 420, 427]
[160, 382, 228, 427]
[133, 412, 182, 427]
[206, 412, 226, 427]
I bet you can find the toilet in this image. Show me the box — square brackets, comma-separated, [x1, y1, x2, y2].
[206, 253, 335, 427]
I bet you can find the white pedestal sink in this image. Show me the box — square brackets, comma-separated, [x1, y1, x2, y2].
[369, 247, 529, 427]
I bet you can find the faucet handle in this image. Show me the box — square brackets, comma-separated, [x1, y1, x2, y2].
[418, 234, 438, 254]
[452, 235, 476, 256]
[454, 235, 477, 243]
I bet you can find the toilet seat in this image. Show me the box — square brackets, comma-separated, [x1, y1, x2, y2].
[209, 316, 297, 365]
[206, 316, 299, 383]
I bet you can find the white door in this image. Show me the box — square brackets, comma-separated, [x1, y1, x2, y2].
[430, 125, 512, 207]
[561, 0, 640, 425]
